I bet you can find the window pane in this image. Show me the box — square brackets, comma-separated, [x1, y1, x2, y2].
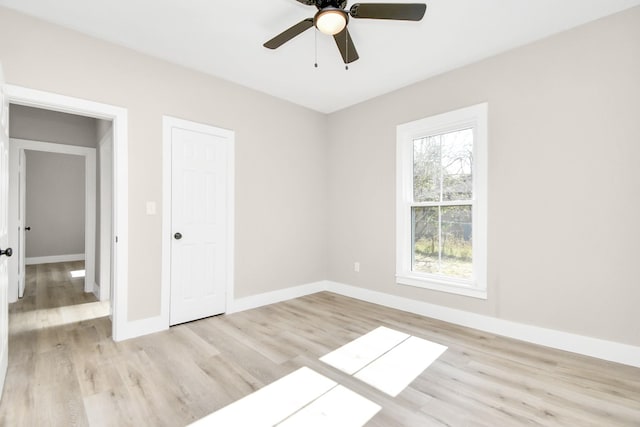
[412, 205, 472, 279]
[412, 206, 439, 274]
[442, 129, 473, 201]
[413, 129, 473, 203]
[440, 206, 472, 279]
[413, 136, 440, 202]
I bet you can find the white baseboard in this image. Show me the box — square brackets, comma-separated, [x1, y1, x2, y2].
[26, 253, 85, 265]
[116, 315, 168, 342]
[113, 278, 640, 368]
[114, 282, 326, 342]
[229, 281, 327, 313]
[323, 281, 640, 369]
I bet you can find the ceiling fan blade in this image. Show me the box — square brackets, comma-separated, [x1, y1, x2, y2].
[349, 3, 427, 21]
[295, 0, 317, 5]
[333, 28, 359, 64]
[264, 18, 314, 49]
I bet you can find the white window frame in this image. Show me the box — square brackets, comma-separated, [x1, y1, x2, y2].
[396, 103, 487, 299]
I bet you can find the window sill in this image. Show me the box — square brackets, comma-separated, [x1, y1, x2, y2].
[396, 274, 487, 299]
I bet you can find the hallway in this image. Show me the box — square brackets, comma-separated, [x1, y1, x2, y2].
[0, 262, 110, 425]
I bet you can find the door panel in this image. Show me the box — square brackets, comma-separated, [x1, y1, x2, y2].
[169, 125, 230, 326]
[0, 64, 10, 397]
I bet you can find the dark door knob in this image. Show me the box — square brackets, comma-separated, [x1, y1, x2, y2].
[25, 227, 31, 231]
[174, 232, 182, 240]
[0, 248, 12, 257]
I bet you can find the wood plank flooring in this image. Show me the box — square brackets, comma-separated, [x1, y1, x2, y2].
[0, 261, 638, 426]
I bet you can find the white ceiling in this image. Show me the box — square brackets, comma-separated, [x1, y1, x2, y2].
[1, 0, 639, 113]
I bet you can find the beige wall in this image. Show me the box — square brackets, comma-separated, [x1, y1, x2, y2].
[327, 7, 640, 346]
[24, 150, 85, 258]
[0, 7, 328, 320]
[10, 104, 108, 288]
[9, 104, 97, 147]
[9, 105, 95, 261]
[2, 5, 638, 347]
[96, 119, 112, 142]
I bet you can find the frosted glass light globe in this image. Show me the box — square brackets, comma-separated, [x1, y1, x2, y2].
[315, 10, 347, 35]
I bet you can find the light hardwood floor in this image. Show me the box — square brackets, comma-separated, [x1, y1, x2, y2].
[0, 262, 638, 426]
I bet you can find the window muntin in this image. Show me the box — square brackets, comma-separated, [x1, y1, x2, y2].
[412, 129, 473, 280]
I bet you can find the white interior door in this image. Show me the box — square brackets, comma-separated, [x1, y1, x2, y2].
[17, 148, 25, 298]
[169, 123, 231, 326]
[0, 64, 10, 397]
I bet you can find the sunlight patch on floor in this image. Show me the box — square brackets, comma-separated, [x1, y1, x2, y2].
[190, 327, 446, 425]
[70, 269, 86, 278]
[320, 326, 409, 375]
[189, 367, 380, 427]
[354, 335, 447, 396]
[278, 385, 381, 427]
[10, 300, 110, 334]
[321, 326, 447, 397]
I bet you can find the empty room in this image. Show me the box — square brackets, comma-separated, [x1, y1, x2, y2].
[0, 0, 638, 426]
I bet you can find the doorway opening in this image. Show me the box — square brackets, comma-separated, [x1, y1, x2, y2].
[7, 106, 111, 335]
[4, 85, 128, 341]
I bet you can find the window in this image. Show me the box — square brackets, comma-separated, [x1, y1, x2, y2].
[396, 103, 487, 299]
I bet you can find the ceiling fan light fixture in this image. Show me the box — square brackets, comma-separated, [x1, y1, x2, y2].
[315, 8, 347, 35]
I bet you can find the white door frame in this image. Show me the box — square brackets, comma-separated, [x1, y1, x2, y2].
[98, 130, 113, 303]
[9, 139, 96, 296]
[0, 63, 10, 399]
[5, 85, 129, 341]
[161, 116, 235, 328]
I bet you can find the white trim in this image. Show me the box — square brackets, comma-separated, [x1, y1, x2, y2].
[396, 103, 488, 299]
[323, 281, 640, 369]
[229, 281, 327, 314]
[25, 254, 85, 265]
[9, 139, 96, 295]
[192, 277, 640, 368]
[396, 275, 487, 299]
[98, 128, 113, 302]
[5, 85, 129, 341]
[66, 270, 640, 368]
[161, 118, 171, 328]
[115, 315, 167, 341]
[161, 116, 235, 328]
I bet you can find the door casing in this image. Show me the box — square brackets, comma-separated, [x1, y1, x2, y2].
[98, 129, 113, 303]
[9, 139, 96, 298]
[0, 63, 10, 399]
[5, 85, 130, 341]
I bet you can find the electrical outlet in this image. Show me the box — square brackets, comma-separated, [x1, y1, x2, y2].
[354, 262, 360, 273]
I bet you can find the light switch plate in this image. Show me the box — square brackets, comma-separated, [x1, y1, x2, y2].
[146, 201, 156, 215]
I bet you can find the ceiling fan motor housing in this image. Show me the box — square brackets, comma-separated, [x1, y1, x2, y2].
[269, 1, 427, 64]
[315, 0, 348, 10]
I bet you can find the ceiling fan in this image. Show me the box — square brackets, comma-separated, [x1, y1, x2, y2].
[264, 1, 427, 65]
